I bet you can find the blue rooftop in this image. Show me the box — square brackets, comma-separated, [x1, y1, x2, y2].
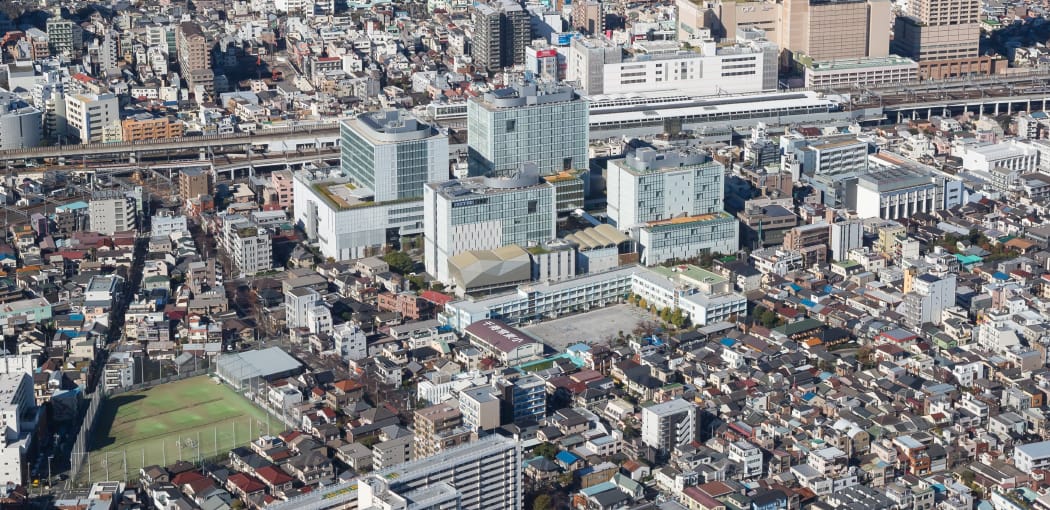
[56, 201, 88, 212]
[800, 299, 816, 307]
[556, 451, 580, 465]
[993, 271, 1009, 280]
[802, 391, 816, 401]
[720, 338, 736, 347]
[580, 481, 616, 497]
[789, 283, 802, 291]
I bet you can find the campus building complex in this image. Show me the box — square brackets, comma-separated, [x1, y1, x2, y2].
[607, 148, 738, 266]
[423, 165, 556, 283]
[466, 82, 588, 176]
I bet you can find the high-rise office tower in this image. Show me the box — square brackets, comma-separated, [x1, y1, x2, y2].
[340, 109, 450, 202]
[471, 0, 530, 71]
[892, 0, 1001, 78]
[681, 0, 891, 66]
[466, 81, 588, 176]
[776, 0, 891, 62]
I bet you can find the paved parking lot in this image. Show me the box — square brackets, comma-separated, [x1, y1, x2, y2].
[523, 304, 651, 352]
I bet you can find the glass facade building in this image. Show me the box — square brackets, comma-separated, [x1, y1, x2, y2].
[424, 164, 556, 282]
[340, 109, 449, 202]
[467, 82, 588, 176]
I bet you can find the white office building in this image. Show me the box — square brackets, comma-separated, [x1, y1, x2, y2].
[0, 371, 36, 487]
[64, 92, 119, 143]
[607, 148, 737, 265]
[286, 287, 332, 335]
[0, 91, 42, 150]
[1017, 441, 1050, 474]
[568, 37, 777, 96]
[641, 398, 696, 454]
[220, 214, 272, 276]
[333, 322, 368, 361]
[782, 135, 871, 180]
[294, 166, 425, 260]
[830, 219, 864, 262]
[955, 140, 1040, 175]
[853, 164, 963, 221]
[151, 213, 188, 237]
[423, 164, 556, 283]
[89, 189, 137, 235]
[803, 55, 919, 88]
[466, 81, 588, 176]
[902, 272, 956, 327]
[294, 111, 448, 261]
[265, 434, 522, 510]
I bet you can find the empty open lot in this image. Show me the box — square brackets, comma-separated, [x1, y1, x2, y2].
[523, 304, 651, 351]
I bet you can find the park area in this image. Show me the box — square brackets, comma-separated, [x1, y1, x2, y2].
[79, 375, 275, 485]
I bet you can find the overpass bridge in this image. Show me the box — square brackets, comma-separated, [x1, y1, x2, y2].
[0, 123, 340, 162]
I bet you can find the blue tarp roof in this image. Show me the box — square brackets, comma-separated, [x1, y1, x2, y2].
[802, 391, 816, 401]
[720, 338, 735, 347]
[800, 299, 816, 307]
[993, 271, 1009, 280]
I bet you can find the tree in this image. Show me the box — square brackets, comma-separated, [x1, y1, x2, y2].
[633, 320, 660, 339]
[383, 251, 415, 274]
[670, 308, 686, 328]
[759, 310, 778, 329]
[532, 494, 552, 510]
[623, 423, 638, 439]
[557, 472, 574, 487]
[534, 442, 559, 460]
[637, 298, 647, 310]
[407, 274, 426, 291]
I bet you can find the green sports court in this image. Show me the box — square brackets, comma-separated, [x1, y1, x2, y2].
[79, 375, 277, 485]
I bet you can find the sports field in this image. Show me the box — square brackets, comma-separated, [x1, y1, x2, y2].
[80, 376, 275, 485]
